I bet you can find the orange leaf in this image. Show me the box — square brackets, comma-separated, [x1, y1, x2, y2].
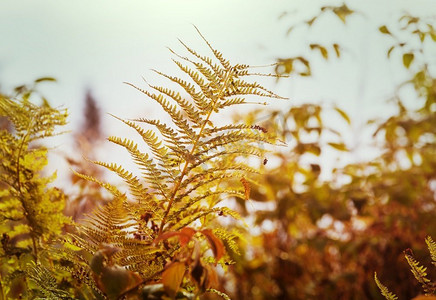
[179, 227, 196, 246]
[154, 227, 196, 247]
[162, 262, 186, 299]
[201, 229, 225, 261]
[153, 231, 180, 245]
[240, 177, 251, 201]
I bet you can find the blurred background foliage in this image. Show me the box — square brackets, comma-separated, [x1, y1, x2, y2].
[215, 5, 436, 300]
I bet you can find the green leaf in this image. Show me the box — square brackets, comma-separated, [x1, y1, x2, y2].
[403, 53, 414, 69]
[379, 25, 391, 35]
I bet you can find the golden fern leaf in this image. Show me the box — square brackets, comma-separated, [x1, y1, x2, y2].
[426, 236, 436, 265]
[146, 80, 203, 126]
[124, 81, 197, 140]
[71, 170, 126, 200]
[27, 263, 75, 299]
[405, 253, 433, 294]
[374, 272, 398, 300]
[86, 161, 154, 205]
[213, 228, 241, 255]
[107, 136, 170, 199]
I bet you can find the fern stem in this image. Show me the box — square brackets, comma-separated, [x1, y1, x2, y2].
[158, 68, 234, 235]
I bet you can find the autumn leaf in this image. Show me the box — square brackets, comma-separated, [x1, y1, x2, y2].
[310, 44, 328, 59]
[333, 44, 341, 58]
[201, 229, 225, 261]
[34, 77, 56, 83]
[179, 227, 197, 246]
[379, 25, 391, 35]
[331, 4, 354, 24]
[387, 46, 395, 58]
[162, 262, 186, 299]
[240, 177, 251, 201]
[328, 142, 348, 152]
[403, 53, 414, 69]
[334, 107, 351, 125]
[154, 227, 197, 246]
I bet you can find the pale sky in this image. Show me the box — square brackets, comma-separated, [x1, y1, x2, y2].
[1, 0, 435, 186]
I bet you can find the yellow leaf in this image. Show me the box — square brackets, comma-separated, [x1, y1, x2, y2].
[162, 262, 186, 299]
[310, 44, 328, 59]
[334, 107, 351, 125]
[403, 53, 414, 69]
[379, 25, 391, 35]
[328, 142, 348, 152]
[333, 44, 341, 58]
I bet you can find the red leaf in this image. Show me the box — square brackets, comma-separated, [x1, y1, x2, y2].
[201, 229, 225, 261]
[154, 227, 196, 247]
[179, 227, 196, 246]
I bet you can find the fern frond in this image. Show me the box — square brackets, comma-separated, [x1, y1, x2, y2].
[187, 147, 265, 172]
[124, 82, 197, 140]
[146, 80, 203, 126]
[216, 96, 247, 109]
[69, 28, 287, 298]
[175, 39, 225, 81]
[71, 170, 125, 200]
[202, 123, 254, 135]
[167, 190, 245, 222]
[171, 208, 223, 230]
[171, 59, 218, 104]
[107, 136, 170, 199]
[197, 131, 276, 154]
[28, 263, 75, 299]
[88, 160, 153, 205]
[172, 53, 223, 97]
[426, 236, 436, 265]
[172, 207, 242, 231]
[179, 164, 259, 195]
[404, 253, 433, 293]
[231, 79, 286, 99]
[150, 69, 213, 116]
[78, 198, 131, 247]
[213, 228, 242, 255]
[374, 273, 398, 300]
[193, 25, 232, 70]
